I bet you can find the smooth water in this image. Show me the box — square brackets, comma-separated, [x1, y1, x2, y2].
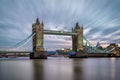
[0, 57, 120, 80]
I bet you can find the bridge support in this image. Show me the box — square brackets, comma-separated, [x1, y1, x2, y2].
[30, 18, 47, 59]
[71, 23, 86, 57]
[72, 22, 84, 52]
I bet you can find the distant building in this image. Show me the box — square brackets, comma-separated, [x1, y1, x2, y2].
[107, 43, 120, 56]
[96, 42, 103, 49]
[107, 43, 117, 49]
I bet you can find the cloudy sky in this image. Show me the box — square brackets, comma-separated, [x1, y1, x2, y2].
[0, 0, 120, 50]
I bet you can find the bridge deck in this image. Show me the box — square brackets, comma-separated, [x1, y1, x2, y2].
[44, 30, 77, 35]
[0, 51, 33, 53]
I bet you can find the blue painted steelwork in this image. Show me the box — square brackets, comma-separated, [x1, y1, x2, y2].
[69, 52, 76, 56]
[14, 33, 35, 48]
[0, 33, 35, 52]
[83, 36, 114, 53]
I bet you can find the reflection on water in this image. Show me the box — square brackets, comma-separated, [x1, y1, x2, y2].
[0, 57, 120, 80]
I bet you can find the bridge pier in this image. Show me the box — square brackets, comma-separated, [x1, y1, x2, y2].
[30, 51, 47, 59]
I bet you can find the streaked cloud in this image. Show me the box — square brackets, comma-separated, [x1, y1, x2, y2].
[0, 0, 120, 50]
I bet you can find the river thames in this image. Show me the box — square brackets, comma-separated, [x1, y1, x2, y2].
[0, 57, 120, 80]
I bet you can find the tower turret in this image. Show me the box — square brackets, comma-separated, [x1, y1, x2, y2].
[36, 18, 40, 25]
[42, 20, 44, 26]
[75, 22, 80, 29]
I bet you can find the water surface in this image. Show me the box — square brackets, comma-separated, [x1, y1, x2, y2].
[0, 57, 120, 80]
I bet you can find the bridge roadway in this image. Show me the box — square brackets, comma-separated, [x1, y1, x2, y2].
[0, 51, 33, 53]
[44, 30, 77, 35]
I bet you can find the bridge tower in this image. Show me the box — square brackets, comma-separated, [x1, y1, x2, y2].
[72, 22, 83, 52]
[30, 18, 47, 59]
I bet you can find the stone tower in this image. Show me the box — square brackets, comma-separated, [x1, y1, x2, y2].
[30, 18, 47, 59]
[72, 22, 83, 52]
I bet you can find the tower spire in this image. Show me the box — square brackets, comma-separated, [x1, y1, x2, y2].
[42, 20, 44, 26]
[75, 22, 80, 29]
[36, 18, 40, 25]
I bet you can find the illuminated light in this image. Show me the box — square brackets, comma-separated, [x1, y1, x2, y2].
[70, 48, 72, 50]
[61, 48, 64, 50]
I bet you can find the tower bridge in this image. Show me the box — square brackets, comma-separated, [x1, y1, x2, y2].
[31, 18, 83, 59]
[0, 18, 119, 59]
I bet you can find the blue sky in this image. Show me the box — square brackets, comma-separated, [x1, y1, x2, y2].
[0, 0, 120, 50]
